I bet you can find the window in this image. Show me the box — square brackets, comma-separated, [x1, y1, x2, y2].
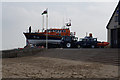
[46, 30, 49, 32]
[114, 25, 117, 28]
[89, 39, 92, 41]
[51, 30, 53, 32]
[83, 39, 87, 42]
[48, 30, 50, 32]
[59, 30, 61, 33]
[93, 38, 97, 41]
[115, 16, 118, 22]
[79, 38, 83, 41]
[56, 30, 58, 33]
[116, 9, 119, 14]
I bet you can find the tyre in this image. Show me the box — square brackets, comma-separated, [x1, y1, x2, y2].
[77, 45, 81, 48]
[91, 45, 95, 48]
[101, 46, 104, 48]
[66, 43, 71, 48]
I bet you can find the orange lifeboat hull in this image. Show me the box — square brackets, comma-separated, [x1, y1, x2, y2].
[97, 42, 109, 47]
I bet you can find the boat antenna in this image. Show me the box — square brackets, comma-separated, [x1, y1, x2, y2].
[86, 32, 88, 36]
[65, 18, 71, 28]
[62, 16, 65, 28]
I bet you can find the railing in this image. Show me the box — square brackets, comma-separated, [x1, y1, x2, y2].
[70, 32, 75, 36]
[25, 29, 43, 33]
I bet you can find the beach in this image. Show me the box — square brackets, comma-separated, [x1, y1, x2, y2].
[2, 48, 119, 78]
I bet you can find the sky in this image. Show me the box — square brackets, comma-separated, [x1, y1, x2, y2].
[1, 0, 119, 50]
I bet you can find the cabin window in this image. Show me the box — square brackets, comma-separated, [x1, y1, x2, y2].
[79, 38, 82, 41]
[60, 30, 62, 33]
[63, 30, 66, 32]
[51, 30, 53, 32]
[58, 30, 60, 33]
[83, 39, 86, 41]
[87, 39, 89, 41]
[56, 30, 58, 33]
[89, 39, 91, 41]
[59, 30, 61, 33]
[47, 30, 49, 32]
[93, 38, 97, 41]
[46, 30, 49, 32]
[91, 39, 94, 41]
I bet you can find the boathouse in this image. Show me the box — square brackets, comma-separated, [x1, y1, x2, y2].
[106, 1, 120, 48]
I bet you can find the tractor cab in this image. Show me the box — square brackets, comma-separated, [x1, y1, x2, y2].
[61, 36, 78, 48]
[77, 33, 98, 48]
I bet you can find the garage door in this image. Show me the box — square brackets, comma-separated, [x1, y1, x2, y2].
[111, 29, 117, 48]
[118, 28, 120, 48]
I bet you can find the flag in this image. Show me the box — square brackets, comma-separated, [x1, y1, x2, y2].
[66, 19, 71, 26]
[42, 9, 47, 15]
[66, 23, 71, 26]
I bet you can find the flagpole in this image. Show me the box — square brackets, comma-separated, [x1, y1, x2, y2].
[42, 15, 44, 32]
[46, 9, 48, 49]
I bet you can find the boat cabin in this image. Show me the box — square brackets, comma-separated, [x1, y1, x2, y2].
[44, 28, 70, 36]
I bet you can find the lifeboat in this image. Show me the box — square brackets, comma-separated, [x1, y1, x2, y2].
[97, 42, 109, 47]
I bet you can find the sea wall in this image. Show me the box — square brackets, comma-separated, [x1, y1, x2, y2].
[1, 48, 44, 58]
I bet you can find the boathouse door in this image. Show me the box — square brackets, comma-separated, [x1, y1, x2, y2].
[111, 29, 117, 48]
[118, 28, 120, 48]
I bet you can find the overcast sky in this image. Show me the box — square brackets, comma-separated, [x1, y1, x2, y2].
[1, 1, 119, 50]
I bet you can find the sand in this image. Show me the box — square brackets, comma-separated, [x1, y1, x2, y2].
[2, 49, 119, 78]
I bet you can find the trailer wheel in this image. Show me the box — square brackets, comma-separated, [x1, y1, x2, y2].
[77, 45, 81, 48]
[101, 46, 104, 48]
[91, 45, 95, 48]
[66, 43, 71, 48]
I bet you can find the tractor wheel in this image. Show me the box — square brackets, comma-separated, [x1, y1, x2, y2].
[66, 43, 71, 48]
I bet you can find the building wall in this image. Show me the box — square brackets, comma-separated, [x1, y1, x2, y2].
[107, 8, 119, 29]
[107, 29, 111, 46]
[107, 3, 120, 48]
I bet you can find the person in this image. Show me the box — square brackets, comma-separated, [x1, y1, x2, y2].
[29, 26, 31, 33]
